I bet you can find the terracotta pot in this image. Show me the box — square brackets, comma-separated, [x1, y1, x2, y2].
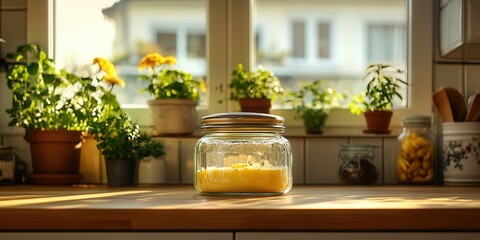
[105, 158, 137, 186]
[25, 130, 83, 174]
[239, 98, 271, 114]
[363, 110, 393, 134]
[148, 99, 197, 136]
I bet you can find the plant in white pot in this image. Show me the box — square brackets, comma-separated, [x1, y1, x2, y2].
[138, 53, 205, 136]
[349, 64, 407, 134]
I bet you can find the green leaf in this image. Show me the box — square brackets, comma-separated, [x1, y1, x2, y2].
[27, 63, 39, 75]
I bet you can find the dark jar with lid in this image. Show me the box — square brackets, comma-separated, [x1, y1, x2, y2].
[194, 112, 293, 195]
[339, 144, 378, 184]
[396, 115, 435, 184]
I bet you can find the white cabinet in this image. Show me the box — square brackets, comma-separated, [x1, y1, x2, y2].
[383, 138, 401, 184]
[289, 138, 305, 184]
[465, 0, 480, 60]
[305, 138, 348, 184]
[439, 0, 480, 60]
[465, 63, 480, 97]
[157, 138, 181, 183]
[440, 0, 463, 57]
[236, 232, 480, 240]
[159, 135, 402, 184]
[180, 138, 198, 183]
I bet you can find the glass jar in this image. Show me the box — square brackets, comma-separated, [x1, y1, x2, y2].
[0, 146, 15, 184]
[396, 115, 435, 184]
[339, 144, 378, 184]
[194, 112, 292, 195]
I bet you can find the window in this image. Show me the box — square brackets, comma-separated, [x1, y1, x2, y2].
[255, 0, 407, 109]
[44, 0, 432, 128]
[54, 0, 207, 108]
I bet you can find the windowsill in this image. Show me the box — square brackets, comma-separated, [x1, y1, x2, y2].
[152, 126, 401, 139]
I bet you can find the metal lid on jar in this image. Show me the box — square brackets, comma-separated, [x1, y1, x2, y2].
[403, 115, 431, 126]
[201, 112, 285, 133]
[340, 144, 375, 152]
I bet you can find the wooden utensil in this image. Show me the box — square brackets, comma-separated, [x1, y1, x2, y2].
[444, 87, 465, 122]
[466, 92, 480, 122]
[432, 87, 454, 122]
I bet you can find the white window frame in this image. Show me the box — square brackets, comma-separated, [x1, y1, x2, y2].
[29, 0, 432, 129]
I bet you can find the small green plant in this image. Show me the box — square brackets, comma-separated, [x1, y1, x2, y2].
[90, 57, 165, 160]
[138, 53, 205, 101]
[350, 64, 407, 115]
[284, 80, 345, 133]
[89, 112, 165, 160]
[230, 63, 284, 100]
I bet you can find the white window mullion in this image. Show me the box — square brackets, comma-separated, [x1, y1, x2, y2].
[177, 27, 187, 64]
[206, 0, 229, 114]
[227, 0, 253, 111]
[307, 17, 317, 65]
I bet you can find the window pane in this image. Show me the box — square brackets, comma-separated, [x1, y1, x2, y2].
[367, 24, 406, 64]
[317, 22, 330, 58]
[255, 0, 407, 109]
[292, 21, 306, 58]
[187, 33, 206, 58]
[54, 0, 207, 108]
[157, 32, 177, 56]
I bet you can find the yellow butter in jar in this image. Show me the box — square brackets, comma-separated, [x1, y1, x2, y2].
[194, 113, 292, 195]
[396, 115, 435, 184]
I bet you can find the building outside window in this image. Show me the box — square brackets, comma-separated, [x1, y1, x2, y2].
[52, 0, 429, 128]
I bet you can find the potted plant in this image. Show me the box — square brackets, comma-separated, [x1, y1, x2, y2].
[138, 53, 205, 136]
[89, 57, 166, 186]
[77, 57, 125, 184]
[5, 44, 100, 184]
[90, 112, 165, 186]
[284, 80, 345, 134]
[350, 64, 407, 134]
[230, 63, 284, 113]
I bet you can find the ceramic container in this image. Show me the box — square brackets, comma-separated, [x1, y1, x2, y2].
[442, 122, 480, 183]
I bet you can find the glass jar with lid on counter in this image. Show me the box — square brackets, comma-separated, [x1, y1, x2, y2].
[396, 115, 435, 184]
[194, 112, 292, 195]
[338, 144, 378, 184]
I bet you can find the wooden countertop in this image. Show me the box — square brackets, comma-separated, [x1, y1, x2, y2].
[0, 185, 479, 231]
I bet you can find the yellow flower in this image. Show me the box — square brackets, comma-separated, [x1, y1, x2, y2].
[164, 56, 177, 66]
[198, 78, 207, 92]
[103, 74, 126, 88]
[93, 57, 117, 76]
[138, 53, 165, 71]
